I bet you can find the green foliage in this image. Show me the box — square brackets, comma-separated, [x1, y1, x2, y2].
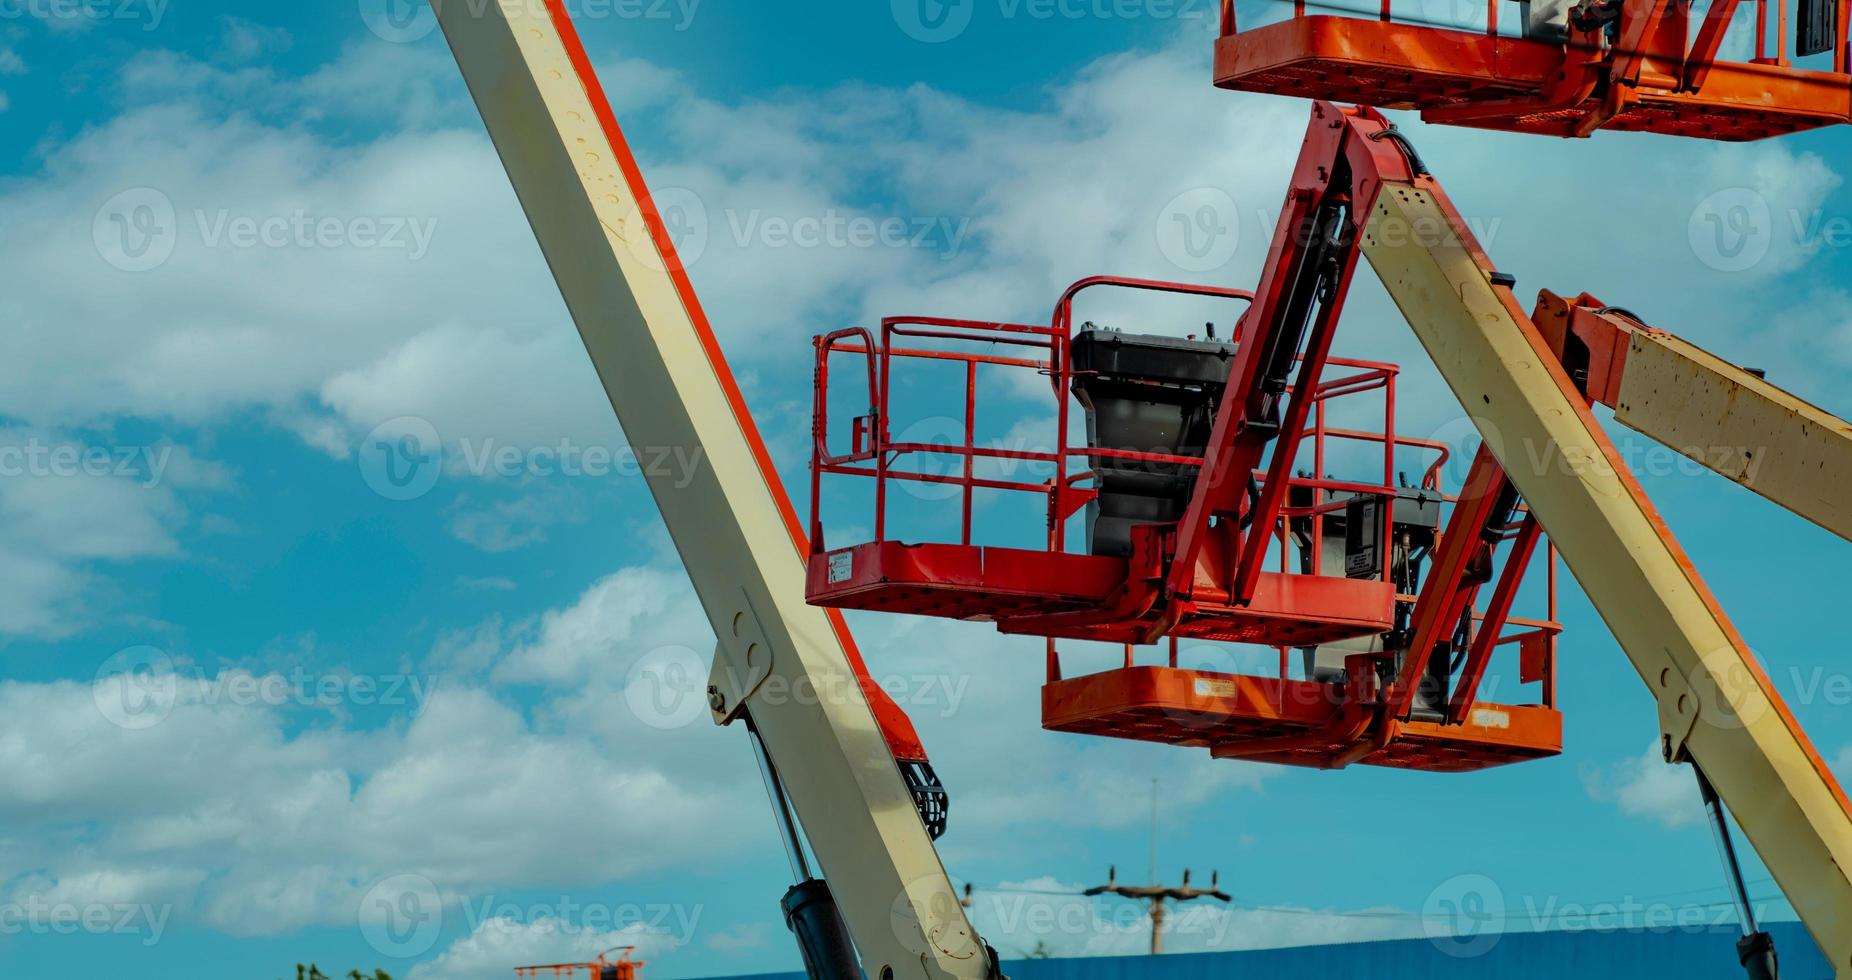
[282, 966, 392, 980]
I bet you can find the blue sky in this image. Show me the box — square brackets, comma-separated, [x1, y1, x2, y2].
[2, 1, 1852, 978]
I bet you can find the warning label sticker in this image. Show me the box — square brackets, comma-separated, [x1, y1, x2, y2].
[1193, 678, 1238, 699]
[1470, 708, 1512, 730]
[827, 551, 854, 584]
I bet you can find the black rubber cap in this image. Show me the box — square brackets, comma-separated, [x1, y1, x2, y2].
[1737, 931, 1779, 980]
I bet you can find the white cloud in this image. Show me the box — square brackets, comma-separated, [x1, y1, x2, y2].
[0, 47, 16, 115]
[0, 101, 550, 430]
[294, 42, 479, 129]
[445, 486, 585, 554]
[426, 617, 509, 677]
[320, 324, 621, 457]
[702, 920, 771, 954]
[492, 567, 700, 687]
[1581, 744, 1702, 829]
[0, 428, 193, 636]
[5, 866, 203, 911]
[0, 640, 758, 938]
[0, 553, 92, 639]
[116, 43, 470, 127]
[334, 688, 723, 894]
[217, 17, 292, 63]
[0, 548, 776, 944]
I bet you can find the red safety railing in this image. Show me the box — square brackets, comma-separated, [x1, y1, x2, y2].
[811, 275, 1560, 702]
[815, 277, 1458, 563]
[812, 315, 1063, 550]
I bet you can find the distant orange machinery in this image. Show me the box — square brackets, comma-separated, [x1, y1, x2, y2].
[1214, 0, 1852, 139]
[517, 947, 642, 980]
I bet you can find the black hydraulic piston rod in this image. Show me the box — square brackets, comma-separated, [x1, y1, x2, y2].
[747, 717, 862, 980]
[1695, 764, 1778, 980]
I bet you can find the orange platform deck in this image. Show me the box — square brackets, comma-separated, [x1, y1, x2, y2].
[807, 540, 1397, 647]
[1044, 666, 1563, 772]
[1214, 17, 1852, 141]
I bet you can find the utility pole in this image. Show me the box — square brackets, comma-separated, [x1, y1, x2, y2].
[1147, 779, 1158, 885]
[1084, 866, 1231, 955]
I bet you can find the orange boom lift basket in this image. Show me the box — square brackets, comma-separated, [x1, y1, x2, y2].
[1213, 0, 1852, 140]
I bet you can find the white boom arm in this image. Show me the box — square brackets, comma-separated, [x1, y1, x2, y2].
[1364, 184, 1852, 974]
[426, 2, 992, 977]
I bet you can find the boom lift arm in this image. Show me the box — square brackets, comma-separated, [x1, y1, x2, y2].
[1313, 102, 1852, 972]
[425, 2, 995, 978]
[1532, 291, 1852, 541]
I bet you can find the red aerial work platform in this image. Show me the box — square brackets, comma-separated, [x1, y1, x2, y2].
[807, 182, 1565, 774]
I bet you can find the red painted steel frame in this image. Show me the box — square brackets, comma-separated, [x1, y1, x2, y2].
[1383, 445, 1515, 719]
[1449, 515, 1544, 724]
[1164, 102, 1421, 622]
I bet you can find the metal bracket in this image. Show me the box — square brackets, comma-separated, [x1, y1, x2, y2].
[1657, 661, 1701, 764]
[709, 588, 778, 725]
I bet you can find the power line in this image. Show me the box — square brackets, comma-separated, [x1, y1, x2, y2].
[952, 878, 1796, 927]
[1089, 866, 1233, 955]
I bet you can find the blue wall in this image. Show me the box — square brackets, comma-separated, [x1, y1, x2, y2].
[703, 924, 1829, 980]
